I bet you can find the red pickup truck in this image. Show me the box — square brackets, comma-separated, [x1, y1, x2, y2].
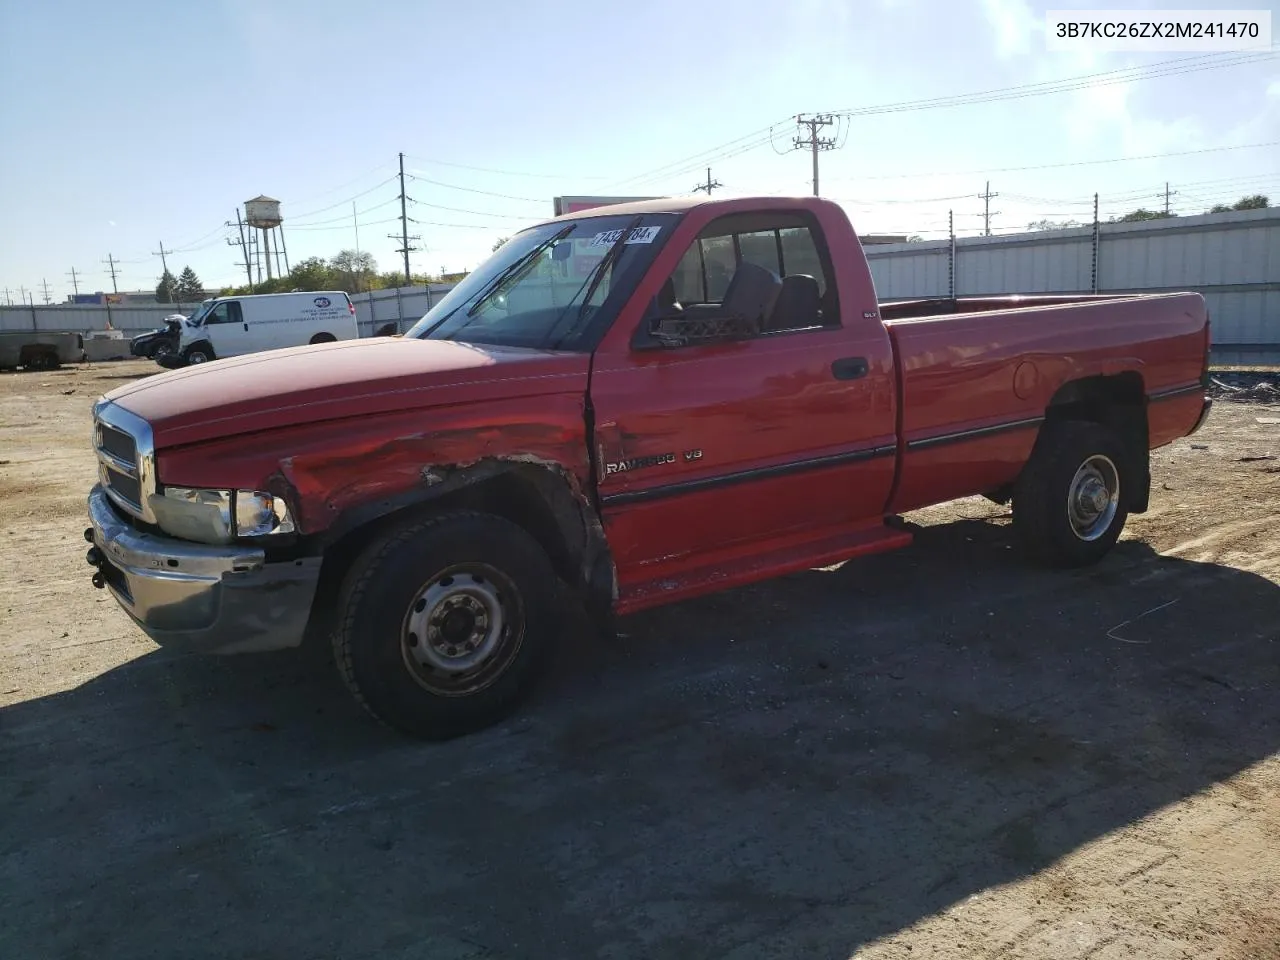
[86, 196, 1212, 738]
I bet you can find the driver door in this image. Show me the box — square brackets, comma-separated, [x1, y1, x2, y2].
[588, 210, 898, 605]
[203, 301, 249, 357]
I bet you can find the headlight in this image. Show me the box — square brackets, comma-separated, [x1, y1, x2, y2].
[148, 488, 294, 545]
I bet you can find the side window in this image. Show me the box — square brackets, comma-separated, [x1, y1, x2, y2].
[205, 303, 231, 324]
[227, 302, 243, 325]
[651, 213, 836, 342]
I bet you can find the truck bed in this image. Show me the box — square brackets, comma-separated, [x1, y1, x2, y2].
[882, 292, 1209, 513]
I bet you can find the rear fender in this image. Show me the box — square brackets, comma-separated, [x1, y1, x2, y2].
[1040, 372, 1150, 513]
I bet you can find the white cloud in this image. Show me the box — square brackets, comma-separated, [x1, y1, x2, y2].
[1061, 80, 1204, 158]
[982, 0, 1040, 58]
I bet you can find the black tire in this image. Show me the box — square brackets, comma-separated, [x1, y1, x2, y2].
[310, 333, 337, 345]
[333, 511, 559, 739]
[1013, 421, 1130, 568]
[184, 342, 214, 365]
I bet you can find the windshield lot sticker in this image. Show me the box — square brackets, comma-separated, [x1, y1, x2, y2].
[590, 226, 662, 247]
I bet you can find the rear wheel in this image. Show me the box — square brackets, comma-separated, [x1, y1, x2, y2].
[333, 511, 559, 739]
[310, 333, 337, 345]
[1013, 421, 1130, 567]
[183, 343, 214, 364]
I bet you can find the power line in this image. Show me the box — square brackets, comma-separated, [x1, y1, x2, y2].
[410, 200, 539, 220]
[692, 167, 723, 195]
[402, 153, 611, 181]
[828, 140, 1280, 182]
[831, 51, 1275, 120]
[287, 175, 399, 222]
[405, 170, 545, 203]
[613, 52, 1273, 193]
[290, 196, 400, 228]
[612, 119, 792, 187]
[284, 160, 398, 207]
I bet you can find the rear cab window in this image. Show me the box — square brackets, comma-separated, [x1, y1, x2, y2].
[665, 211, 837, 337]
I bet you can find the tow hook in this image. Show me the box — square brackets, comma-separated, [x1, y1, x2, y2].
[85, 535, 106, 590]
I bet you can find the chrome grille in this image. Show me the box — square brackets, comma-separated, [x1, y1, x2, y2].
[97, 423, 136, 465]
[93, 401, 157, 523]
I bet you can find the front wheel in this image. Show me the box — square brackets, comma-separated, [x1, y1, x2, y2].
[1012, 421, 1130, 567]
[333, 511, 559, 739]
[183, 343, 214, 365]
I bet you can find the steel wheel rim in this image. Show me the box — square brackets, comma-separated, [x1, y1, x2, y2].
[188, 352, 207, 364]
[1067, 454, 1120, 541]
[400, 563, 524, 697]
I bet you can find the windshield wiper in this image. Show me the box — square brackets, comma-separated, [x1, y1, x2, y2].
[550, 216, 643, 349]
[465, 224, 574, 319]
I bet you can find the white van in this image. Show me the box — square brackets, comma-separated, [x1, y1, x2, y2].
[172, 291, 358, 365]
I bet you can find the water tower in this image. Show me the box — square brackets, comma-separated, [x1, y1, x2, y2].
[244, 195, 288, 282]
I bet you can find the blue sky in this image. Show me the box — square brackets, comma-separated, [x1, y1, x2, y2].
[1, 0, 1277, 300]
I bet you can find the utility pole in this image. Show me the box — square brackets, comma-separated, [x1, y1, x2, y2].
[979, 181, 999, 236]
[692, 166, 723, 195]
[390, 152, 421, 284]
[39, 278, 52, 304]
[2, 288, 10, 306]
[66, 267, 81, 297]
[1164, 181, 1176, 215]
[232, 211, 253, 291]
[948, 210, 956, 300]
[1091, 192, 1101, 294]
[353, 202, 363, 292]
[102, 254, 120, 294]
[153, 241, 173, 275]
[793, 114, 837, 197]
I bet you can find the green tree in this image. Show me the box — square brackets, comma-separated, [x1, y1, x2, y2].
[285, 257, 337, 291]
[175, 266, 203, 301]
[1232, 194, 1269, 210]
[329, 249, 377, 292]
[491, 236, 510, 253]
[155, 269, 177, 303]
[1111, 208, 1176, 223]
[1027, 219, 1083, 231]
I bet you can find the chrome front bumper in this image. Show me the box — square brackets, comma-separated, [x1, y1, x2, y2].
[86, 484, 322, 654]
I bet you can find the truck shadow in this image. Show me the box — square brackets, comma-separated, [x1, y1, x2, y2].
[2, 516, 1277, 958]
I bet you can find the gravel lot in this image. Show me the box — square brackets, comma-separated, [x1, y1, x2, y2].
[1, 360, 1277, 960]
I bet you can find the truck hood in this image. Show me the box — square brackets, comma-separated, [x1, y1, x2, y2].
[103, 337, 591, 448]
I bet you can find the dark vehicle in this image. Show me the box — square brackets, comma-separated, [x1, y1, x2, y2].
[130, 316, 182, 360]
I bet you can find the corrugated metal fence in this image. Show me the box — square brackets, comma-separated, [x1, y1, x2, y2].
[0, 284, 459, 340]
[866, 206, 1279, 364]
[4, 208, 1277, 361]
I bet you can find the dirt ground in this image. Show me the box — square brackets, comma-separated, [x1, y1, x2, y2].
[1, 360, 1277, 960]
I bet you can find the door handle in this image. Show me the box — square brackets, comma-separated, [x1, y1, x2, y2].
[831, 357, 869, 381]
[243, 323, 249, 332]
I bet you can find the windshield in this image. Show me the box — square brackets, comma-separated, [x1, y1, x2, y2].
[187, 299, 215, 326]
[406, 213, 677, 350]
